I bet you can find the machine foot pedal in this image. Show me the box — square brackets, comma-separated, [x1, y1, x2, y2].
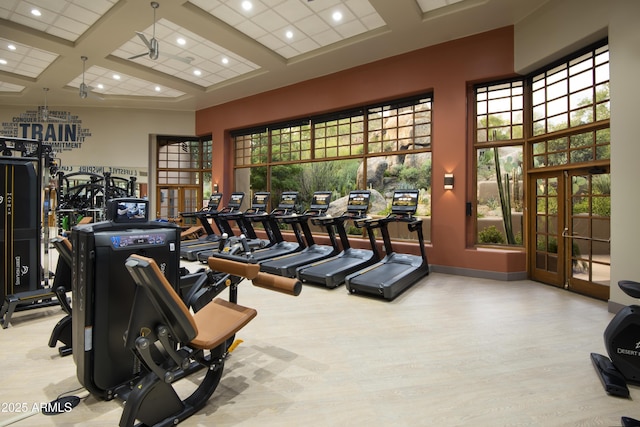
[622, 417, 640, 427]
[590, 352, 630, 398]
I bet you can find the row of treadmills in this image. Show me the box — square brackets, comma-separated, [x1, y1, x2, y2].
[179, 189, 429, 300]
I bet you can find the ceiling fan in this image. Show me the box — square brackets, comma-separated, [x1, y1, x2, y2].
[129, 2, 193, 64]
[79, 56, 90, 99]
[39, 88, 68, 122]
[78, 56, 103, 100]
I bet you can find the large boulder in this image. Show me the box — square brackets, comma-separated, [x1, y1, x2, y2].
[327, 189, 387, 217]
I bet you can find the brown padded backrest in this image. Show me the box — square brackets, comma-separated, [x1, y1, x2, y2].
[126, 255, 199, 344]
[61, 236, 72, 252]
[51, 235, 73, 266]
[77, 216, 93, 225]
[126, 254, 257, 351]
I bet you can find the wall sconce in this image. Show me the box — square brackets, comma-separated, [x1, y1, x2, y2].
[213, 183, 219, 192]
[444, 173, 454, 190]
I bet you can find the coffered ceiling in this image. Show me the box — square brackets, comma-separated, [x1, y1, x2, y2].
[0, 0, 549, 111]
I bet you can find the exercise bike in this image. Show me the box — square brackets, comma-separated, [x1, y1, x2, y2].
[591, 280, 640, 426]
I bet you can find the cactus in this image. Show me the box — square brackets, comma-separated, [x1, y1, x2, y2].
[493, 148, 516, 244]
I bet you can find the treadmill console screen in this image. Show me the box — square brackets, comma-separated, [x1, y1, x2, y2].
[278, 192, 298, 209]
[106, 198, 148, 223]
[310, 191, 332, 210]
[347, 191, 371, 213]
[391, 190, 419, 215]
[227, 192, 244, 209]
[207, 193, 222, 209]
[252, 192, 270, 210]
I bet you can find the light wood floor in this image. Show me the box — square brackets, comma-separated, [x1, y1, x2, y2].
[0, 264, 637, 426]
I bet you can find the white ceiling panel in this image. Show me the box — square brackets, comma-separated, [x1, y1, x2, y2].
[0, 0, 552, 110]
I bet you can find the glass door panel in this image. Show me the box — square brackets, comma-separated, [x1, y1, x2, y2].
[529, 167, 610, 301]
[182, 187, 199, 225]
[531, 173, 563, 286]
[565, 169, 610, 299]
[156, 186, 200, 224]
[157, 187, 179, 221]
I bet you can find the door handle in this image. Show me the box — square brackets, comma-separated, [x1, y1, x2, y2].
[562, 228, 610, 243]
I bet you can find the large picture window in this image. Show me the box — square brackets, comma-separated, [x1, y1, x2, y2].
[473, 41, 609, 249]
[474, 80, 525, 246]
[233, 95, 433, 242]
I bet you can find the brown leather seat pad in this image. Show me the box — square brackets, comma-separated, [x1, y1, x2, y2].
[190, 298, 257, 350]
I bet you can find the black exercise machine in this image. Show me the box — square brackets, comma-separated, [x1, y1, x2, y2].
[345, 190, 429, 300]
[592, 280, 640, 399]
[179, 192, 223, 243]
[296, 190, 379, 288]
[260, 191, 340, 277]
[203, 191, 305, 264]
[1, 136, 59, 329]
[591, 280, 640, 426]
[179, 192, 238, 261]
[48, 236, 74, 356]
[70, 196, 302, 425]
[118, 255, 300, 427]
[72, 198, 183, 400]
[48, 236, 232, 359]
[195, 192, 271, 264]
[221, 191, 271, 247]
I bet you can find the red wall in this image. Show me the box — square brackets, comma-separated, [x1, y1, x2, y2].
[195, 26, 526, 275]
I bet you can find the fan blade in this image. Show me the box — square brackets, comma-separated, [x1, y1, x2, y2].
[128, 52, 149, 60]
[86, 86, 105, 101]
[135, 31, 152, 50]
[166, 54, 194, 64]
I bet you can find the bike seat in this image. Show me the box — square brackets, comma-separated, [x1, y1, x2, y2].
[619, 280, 640, 299]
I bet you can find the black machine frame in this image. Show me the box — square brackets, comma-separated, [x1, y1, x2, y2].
[345, 189, 429, 300]
[0, 136, 58, 328]
[296, 190, 378, 288]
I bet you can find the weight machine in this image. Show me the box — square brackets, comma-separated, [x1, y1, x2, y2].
[0, 136, 58, 328]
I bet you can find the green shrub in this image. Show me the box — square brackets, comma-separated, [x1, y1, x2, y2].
[478, 225, 505, 244]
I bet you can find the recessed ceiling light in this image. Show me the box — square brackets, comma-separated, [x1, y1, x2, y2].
[97, 84, 104, 89]
[7, 44, 16, 51]
[177, 38, 186, 46]
[155, 86, 161, 92]
[221, 57, 229, 65]
[0, 59, 7, 65]
[332, 11, 343, 22]
[31, 9, 42, 17]
[241, 1, 252, 11]
[193, 69, 202, 76]
[285, 30, 293, 39]
[113, 74, 121, 80]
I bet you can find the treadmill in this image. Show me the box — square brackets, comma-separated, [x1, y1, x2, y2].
[345, 189, 429, 300]
[179, 192, 244, 261]
[260, 191, 340, 277]
[207, 191, 305, 264]
[196, 191, 272, 263]
[296, 190, 379, 288]
[179, 193, 223, 246]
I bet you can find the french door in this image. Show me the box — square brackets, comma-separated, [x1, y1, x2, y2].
[529, 166, 610, 300]
[156, 186, 200, 225]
